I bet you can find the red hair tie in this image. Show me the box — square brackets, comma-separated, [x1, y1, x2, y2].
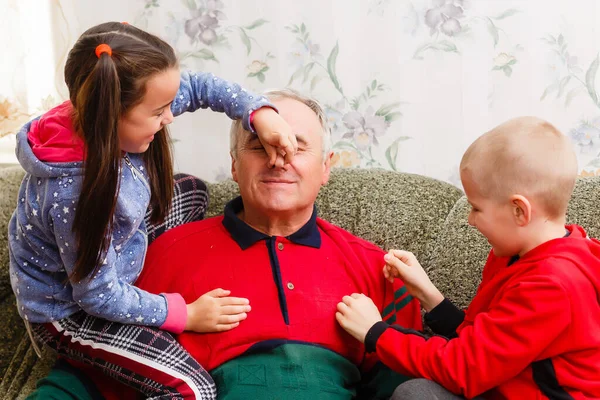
[95, 43, 112, 58]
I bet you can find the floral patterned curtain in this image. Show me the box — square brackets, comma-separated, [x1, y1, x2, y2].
[1, 0, 599, 185]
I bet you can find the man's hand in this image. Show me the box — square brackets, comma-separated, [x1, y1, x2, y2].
[185, 288, 251, 333]
[251, 107, 298, 167]
[383, 250, 444, 312]
[336, 293, 382, 343]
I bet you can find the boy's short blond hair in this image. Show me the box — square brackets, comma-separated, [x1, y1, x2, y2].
[460, 116, 578, 218]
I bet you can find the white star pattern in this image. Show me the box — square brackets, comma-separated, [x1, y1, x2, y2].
[63, 219, 67, 223]
[126, 313, 131, 318]
[98, 293, 104, 298]
[232, 93, 238, 99]
[53, 203, 59, 209]
[151, 318, 157, 323]
[32, 209, 38, 216]
[59, 247, 64, 253]
[107, 282, 113, 289]
[25, 224, 32, 231]
[135, 316, 144, 323]
[63, 206, 69, 214]
[53, 192, 58, 197]
[115, 244, 122, 251]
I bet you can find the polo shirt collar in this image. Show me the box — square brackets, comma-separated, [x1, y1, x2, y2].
[222, 196, 321, 250]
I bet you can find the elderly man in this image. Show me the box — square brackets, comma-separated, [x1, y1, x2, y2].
[136, 89, 421, 399]
[29, 90, 421, 399]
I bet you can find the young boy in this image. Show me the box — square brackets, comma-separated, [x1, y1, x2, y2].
[336, 116, 600, 399]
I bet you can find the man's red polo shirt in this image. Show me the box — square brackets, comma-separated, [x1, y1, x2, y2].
[136, 196, 421, 382]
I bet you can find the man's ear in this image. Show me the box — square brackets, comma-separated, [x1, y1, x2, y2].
[230, 152, 238, 183]
[510, 194, 532, 226]
[321, 151, 333, 186]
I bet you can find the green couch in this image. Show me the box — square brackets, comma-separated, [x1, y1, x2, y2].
[1, 165, 599, 399]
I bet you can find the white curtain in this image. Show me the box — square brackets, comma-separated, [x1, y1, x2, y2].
[2, 0, 600, 185]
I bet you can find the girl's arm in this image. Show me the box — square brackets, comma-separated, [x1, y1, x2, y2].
[50, 199, 186, 333]
[172, 71, 273, 132]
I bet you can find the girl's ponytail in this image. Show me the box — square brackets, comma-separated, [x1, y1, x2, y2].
[71, 46, 121, 282]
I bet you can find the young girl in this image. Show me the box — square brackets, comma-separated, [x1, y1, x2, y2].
[8, 21, 296, 399]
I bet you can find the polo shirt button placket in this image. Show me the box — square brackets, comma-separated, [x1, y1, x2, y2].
[278, 242, 284, 251]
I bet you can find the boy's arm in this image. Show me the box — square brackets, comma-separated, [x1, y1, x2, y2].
[171, 71, 273, 132]
[423, 250, 500, 338]
[383, 250, 465, 337]
[423, 298, 465, 338]
[365, 276, 571, 398]
[357, 274, 423, 399]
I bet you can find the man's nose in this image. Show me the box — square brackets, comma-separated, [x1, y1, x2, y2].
[268, 154, 288, 169]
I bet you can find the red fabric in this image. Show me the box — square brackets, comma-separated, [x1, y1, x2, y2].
[27, 101, 85, 162]
[136, 216, 422, 372]
[66, 360, 140, 400]
[375, 225, 600, 399]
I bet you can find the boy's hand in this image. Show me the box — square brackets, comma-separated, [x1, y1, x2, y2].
[185, 288, 251, 333]
[251, 107, 298, 167]
[384, 250, 444, 312]
[336, 293, 382, 343]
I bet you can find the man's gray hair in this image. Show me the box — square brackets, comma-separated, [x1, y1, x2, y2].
[229, 89, 332, 158]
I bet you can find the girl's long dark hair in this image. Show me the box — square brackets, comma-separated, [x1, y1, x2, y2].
[65, 22, 176, 282]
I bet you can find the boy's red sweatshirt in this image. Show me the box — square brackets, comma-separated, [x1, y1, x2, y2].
[371, 225, 600, 399]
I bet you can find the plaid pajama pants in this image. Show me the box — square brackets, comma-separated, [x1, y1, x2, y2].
[31, 174, 214, 399]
